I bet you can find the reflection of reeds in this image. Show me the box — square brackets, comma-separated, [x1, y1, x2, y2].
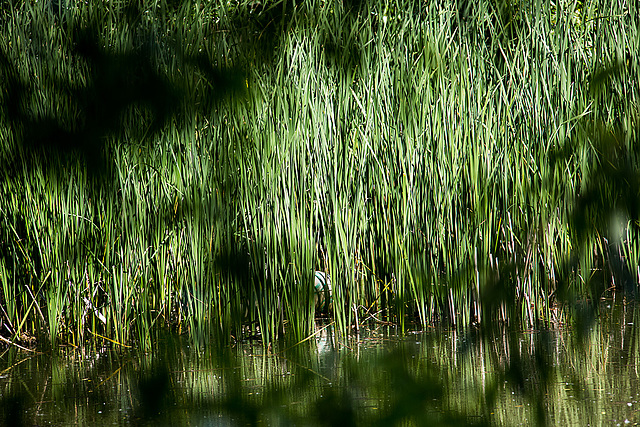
[2, 318, 640, 425]
[0, 0, 638, 348]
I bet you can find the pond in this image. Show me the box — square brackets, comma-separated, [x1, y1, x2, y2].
[1, 300, 639, 426]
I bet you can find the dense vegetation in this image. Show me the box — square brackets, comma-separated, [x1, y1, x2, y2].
[0, 0, 638, 349]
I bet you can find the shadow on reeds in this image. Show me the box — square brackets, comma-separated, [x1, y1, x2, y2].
[0, 3, 244, 179]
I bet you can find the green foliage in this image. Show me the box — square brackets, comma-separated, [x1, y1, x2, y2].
[0, 0, 638, 348]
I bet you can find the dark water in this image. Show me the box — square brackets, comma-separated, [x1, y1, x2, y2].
[1, 302, 640, 426]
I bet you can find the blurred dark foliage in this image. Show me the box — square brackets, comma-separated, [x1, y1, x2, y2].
[559, 60, 639, 301]
[0, 392, 26, 427]
[136, 363, 172, 421]
[481, 57, 639, 331]
[0, 2, 248, 180]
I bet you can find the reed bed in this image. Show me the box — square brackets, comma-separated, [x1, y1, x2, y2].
[0, 0, 638, 348]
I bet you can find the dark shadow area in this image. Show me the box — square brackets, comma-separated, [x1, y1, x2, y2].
[0, 392, 26, 427]
[0, 4, 246, 180]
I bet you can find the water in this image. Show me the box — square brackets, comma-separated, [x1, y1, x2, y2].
[1, 301, 640, 426]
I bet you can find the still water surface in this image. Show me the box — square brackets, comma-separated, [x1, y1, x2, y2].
[1, 301, 639, 426]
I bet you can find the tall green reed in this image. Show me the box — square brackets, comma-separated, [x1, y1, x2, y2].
[0, 0, 637, 348]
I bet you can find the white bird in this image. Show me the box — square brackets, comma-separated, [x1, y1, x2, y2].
[313, 271, 332, 314]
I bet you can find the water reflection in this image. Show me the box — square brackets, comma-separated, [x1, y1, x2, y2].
[1, 305, 640, 426]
